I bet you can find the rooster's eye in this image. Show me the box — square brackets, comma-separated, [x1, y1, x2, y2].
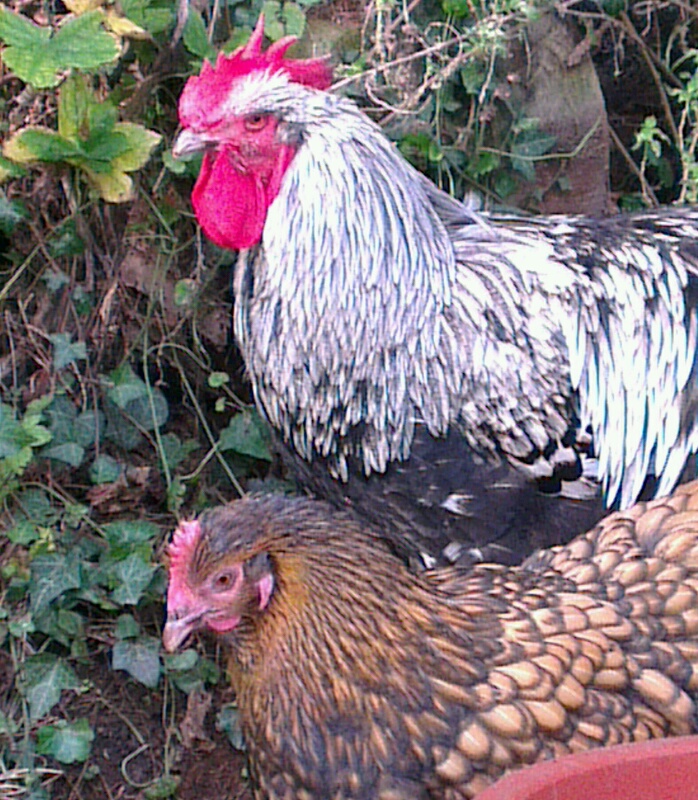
[244, 114, 268, 131]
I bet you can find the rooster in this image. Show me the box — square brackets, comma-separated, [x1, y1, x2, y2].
[173, 18, 698, 565]
[163, 480, 698, 799]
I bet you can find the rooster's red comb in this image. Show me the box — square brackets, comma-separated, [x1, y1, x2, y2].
[179, 16, 333, 126]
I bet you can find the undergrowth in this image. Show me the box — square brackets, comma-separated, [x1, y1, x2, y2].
[0, 0, 696, 796]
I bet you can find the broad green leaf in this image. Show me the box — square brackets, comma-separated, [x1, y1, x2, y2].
[112, 636, 161, 688]
[217, 704, 245, 750]
[164, 649, 199, 672]
[83, 129, 131, 166]
[6, 520, 40, 545]
[105, 363, 148, 407]
[0, 192, 26, 233]
[115, 613, 140, 639]
[159, 432, 199, 472]
[119, 0, 174, 36]
[23, 653, 80, 720]
[109, 554, 157, 605]
[42, 442, 85, 466]
[219, 410, 272, 461]
[0, 9, 118, 88]
[29, 552, 83, 614]
[49, 333, 87, 370]
[112, 123, 161, 171]
[3, 128, 82, 165]
[89, 454, 122, 484]
[183, 11, 216, 60]
[48, 12, 119, 72]
[36, 718, 94, 763]
[102, 519, 158, 548]
[84, 165, 134, 202]
[208, 372, 230, 389]
[73, 409, 102, 447]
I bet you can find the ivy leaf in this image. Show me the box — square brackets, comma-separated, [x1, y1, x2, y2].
[36, 718, 94, 763]
[0, 192, 26, 234]
[219, 410, 272, 461]
[108, 554, 157, 606]
[112, 636, 162, 688]
[29, 552, 83, 614]
[49, 333, 87, 370]
[89, 454, 122, 484]
[102, 519, 159, 547]
[42, 442, 85, 466]
[22, 653, 80, 720]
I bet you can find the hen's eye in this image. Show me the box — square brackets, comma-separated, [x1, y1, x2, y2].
[214, 572, 235, 591]
[244, 114, 268, 131]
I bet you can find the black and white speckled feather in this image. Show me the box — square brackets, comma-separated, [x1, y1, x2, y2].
[203, 72, 698, 564]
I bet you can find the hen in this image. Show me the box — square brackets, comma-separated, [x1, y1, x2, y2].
[163, 480, 698, 799]
[173, 19, 698, 565]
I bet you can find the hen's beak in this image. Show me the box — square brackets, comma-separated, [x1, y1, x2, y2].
[162, 610, 202, 652]
[172, 129, 209, 159]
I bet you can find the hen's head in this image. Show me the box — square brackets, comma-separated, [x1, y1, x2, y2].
[173, 16, 333, 250]
[162, 503, 277, 652]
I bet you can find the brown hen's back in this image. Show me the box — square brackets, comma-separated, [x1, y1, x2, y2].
[163, 481, 698, 799]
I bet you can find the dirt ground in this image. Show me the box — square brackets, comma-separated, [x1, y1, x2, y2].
[45, 658, 251, 800]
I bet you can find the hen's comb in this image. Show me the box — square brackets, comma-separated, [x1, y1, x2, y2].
[167, 519, 202, 603]
[179, 15, 333, 126]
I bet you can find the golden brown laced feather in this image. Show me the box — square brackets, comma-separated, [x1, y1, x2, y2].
[163, 480, 698, 799]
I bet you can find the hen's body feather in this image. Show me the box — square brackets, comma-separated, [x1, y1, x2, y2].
[176, 27, 698, 564]
[164, 480, 698, 799]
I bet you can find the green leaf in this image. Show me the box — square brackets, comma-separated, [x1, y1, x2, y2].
[174, 278, 197, 307]
[73, 409, 102, 447]
[29, 552, 83, 614]
[112, 636, 162, 688]
[90, 454, 123, 484]
[102, 519, 159, 547]
[104, 364, 169, 432]
[4, 128, 83, 164]
[183, 11, 216, 60]
[208, 372, 230, 389]
[109, 122, 161, 172]
[36, 718, 94, 763]
[6, 520, 41, 545]
[262, 1, 305, 41]
[49, 333, 88, 370]
[0, 9, 119, 89]
[115, 613, 140, 639]
[217, 704, 245, 750]
[219, 410, 272, 461]
[120, 0, 174, 35]
[22, 653, 80, 720]
[159, 432, 199, 473]
[42, 442, 85, 466]
[0, 191, 26, 234]
[109, 554, 157, 606]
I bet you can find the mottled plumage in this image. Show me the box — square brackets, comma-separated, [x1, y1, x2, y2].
[163, 481, 698, 799]
[174, 19, 698, 564]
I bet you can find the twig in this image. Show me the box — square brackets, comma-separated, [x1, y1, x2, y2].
[607, 124, 659, 206]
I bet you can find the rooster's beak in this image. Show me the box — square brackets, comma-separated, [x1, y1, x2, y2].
[172, 129, 209, 159]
